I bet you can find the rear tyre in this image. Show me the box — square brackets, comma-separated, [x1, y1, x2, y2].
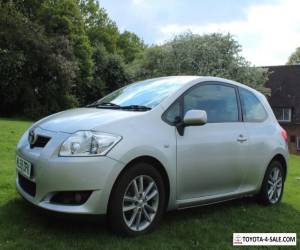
[108, 162, 166, 236]
[258, 160, 284, 205]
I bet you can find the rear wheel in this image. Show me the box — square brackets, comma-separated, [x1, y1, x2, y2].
[258, 160, 284, 205]
[108, 162, 166, 236]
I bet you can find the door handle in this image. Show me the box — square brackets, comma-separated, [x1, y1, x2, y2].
[237, 134, 248, 143]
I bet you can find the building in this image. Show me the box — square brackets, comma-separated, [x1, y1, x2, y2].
[265, 65, 300, 155]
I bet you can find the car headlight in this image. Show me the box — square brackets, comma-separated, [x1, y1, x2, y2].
[59, 131, 122, 157]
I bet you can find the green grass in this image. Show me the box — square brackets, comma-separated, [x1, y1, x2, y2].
[0, 118, 299, 250]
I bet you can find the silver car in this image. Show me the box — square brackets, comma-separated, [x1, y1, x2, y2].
[16, 76, 289, 236]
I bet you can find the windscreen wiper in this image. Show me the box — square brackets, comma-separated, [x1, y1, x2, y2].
[120, 105, 151, 111]
[86, 102, 121, 108]
[87, 103, 151, 111]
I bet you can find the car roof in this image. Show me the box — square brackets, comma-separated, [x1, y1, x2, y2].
[152, 75, 263, 96]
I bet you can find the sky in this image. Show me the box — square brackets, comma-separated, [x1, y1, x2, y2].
[100, 0, 300, 66]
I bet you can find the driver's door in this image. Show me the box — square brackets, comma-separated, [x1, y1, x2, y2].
[175, 82, 248, 201]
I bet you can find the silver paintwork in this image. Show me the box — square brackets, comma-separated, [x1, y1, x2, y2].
[16, 76, 289, 215]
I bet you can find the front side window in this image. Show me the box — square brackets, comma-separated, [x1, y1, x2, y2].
[239, 88, 268, 122]
[273, 107, 292, 122]
[183, 84, 239, 123]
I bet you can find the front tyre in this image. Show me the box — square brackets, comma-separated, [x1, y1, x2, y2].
[258, 160, 284, 205]
[108, 162, 166, 236]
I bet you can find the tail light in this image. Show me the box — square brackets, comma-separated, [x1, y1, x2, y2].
[280, 127, 288, 144]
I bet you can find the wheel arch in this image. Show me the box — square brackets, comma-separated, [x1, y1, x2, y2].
[269, 154, 288, 180]
[107, 155, 171, 211]
[257, 153, 288, 192]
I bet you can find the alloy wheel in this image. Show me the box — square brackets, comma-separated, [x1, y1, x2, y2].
[122, 175, 159, 231]
[267, 167, 283, 204]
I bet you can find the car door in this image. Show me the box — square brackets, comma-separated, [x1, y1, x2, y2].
[175, 82, 249, 201]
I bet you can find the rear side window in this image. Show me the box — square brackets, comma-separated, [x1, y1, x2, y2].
[183, 84, 239, 123]
[239, 88, 267, 122]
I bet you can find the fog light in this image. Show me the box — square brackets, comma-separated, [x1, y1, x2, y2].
[50, 191, 92, 205]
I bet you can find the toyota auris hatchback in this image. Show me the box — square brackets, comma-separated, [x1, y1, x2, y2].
[16, 76, 288, 236]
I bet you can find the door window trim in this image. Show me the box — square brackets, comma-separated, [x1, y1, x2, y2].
[162, 81, 243, 125]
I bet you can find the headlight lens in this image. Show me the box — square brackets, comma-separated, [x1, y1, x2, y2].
[59, 131, 121, 156]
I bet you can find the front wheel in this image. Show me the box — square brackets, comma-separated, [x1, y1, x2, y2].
[108, 162, 166, 236]
[258, 160, 285, 205]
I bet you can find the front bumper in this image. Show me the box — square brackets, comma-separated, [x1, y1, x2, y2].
[16, 127, 124, 214]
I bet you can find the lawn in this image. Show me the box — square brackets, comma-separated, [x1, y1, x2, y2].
[0, 118, 299, 250]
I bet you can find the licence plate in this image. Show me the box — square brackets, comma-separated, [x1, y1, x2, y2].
[16, 155, 32, 179]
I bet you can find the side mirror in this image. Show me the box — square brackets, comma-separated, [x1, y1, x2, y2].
[183, 110, 207, 126]
[176, 110, 207, 136]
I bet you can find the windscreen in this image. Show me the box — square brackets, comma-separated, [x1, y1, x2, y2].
[96, 77, 192, 108]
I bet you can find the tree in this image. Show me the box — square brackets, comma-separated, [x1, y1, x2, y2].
[0, 2, 78, 118]
[84, 43, 130, 103]
[117, 31, 145, 64]
[130, 33, 269, 94]
[78, 0, 119, 53]
[287, 47, 300, 65]
[0, 0, 136, 118]
[37, 0, 94, 105]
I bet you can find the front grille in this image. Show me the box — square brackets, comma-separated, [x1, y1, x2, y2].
[31, 135, 50, 148]
[18, 174, 36, 197]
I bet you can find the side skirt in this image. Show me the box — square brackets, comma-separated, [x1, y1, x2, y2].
[176, 190, 256, 210]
